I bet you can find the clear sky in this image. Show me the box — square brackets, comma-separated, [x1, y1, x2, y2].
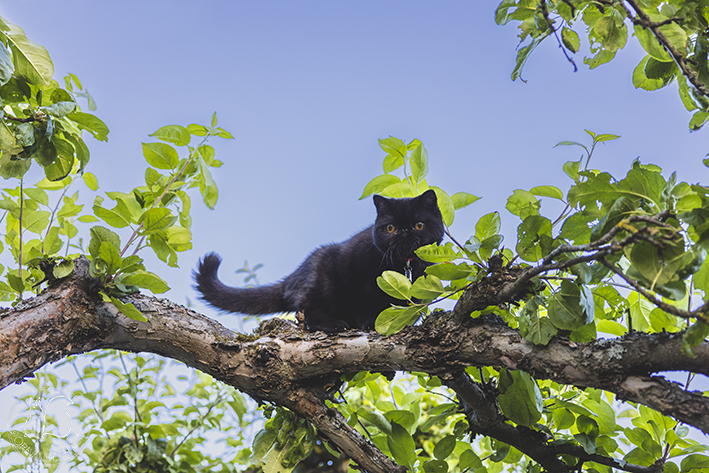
[0, 0, 707, 466]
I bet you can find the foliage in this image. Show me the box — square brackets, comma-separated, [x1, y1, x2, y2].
[496, 0, 709, 130]
[1, 352, 254, 472]
[0, 14, 231, 323]
[353, 131, 709, 471]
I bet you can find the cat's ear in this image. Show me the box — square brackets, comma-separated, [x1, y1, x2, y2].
[419, 189, 438, 207]
[373, 194, 389, 212]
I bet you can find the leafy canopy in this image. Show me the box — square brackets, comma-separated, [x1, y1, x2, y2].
[0, 7, 708, 473]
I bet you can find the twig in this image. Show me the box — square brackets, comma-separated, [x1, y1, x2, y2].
[540, 0, 578, 72]
[599, 256, 709, 323]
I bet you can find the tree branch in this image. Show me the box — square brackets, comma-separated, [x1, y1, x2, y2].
[445, 372, 662, 473]
[2, 257, 708, 447]
[620, 0, 708, 97]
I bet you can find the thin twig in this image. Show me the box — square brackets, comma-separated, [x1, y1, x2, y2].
[540, 0, 578, 72]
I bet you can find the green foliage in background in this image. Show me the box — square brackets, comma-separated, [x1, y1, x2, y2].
[1, 352, 252, 473]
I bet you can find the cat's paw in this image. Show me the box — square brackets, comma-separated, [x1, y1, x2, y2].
[307, 320, 351, 333]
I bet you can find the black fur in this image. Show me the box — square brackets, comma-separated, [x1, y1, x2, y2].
[193, 189, 444, 332]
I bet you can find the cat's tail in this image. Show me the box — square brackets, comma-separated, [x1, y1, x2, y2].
[193, 252, 291, 315]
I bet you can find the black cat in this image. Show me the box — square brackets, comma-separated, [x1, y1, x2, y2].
[193, 189, 445, 332]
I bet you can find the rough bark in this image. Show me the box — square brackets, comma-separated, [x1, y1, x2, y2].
[1, 257, 708, 472]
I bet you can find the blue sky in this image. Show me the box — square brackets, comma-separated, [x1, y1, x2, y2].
[0, 0, 707, 461]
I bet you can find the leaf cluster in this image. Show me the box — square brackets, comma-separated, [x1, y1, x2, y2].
[0, 351, 254, 473]
[496, 0, 709, 130]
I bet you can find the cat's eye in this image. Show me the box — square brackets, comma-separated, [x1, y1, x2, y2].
[386, 224, 396, 233]
[414, 222, 425, 230]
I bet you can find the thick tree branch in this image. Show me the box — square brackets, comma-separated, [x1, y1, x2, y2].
[2, 256, 708, 473]
[2, 258, 708, 433]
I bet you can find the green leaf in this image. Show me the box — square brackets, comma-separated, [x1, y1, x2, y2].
[519, 297, 557, 345]
[409, 143, 429, 183]
[43, 101, 76, 118]
[584, 49, 616, 69]
[548, 280, 594, 330]
[681, 454, 709, 472]
[165, 225, 192, 252]
[677, 75, 699, 112]
[634, 24, 671, 62]
[644, 56, 676, 80]
[360, 174, 401, 200]
[495, 0, 517, 25]
[149, 125, 191, 147]
[597, 319, 628, 336]
[594, 133, 620, 143]
[1, 430, 35, 457]
[497, 369, 543, 427]
[378, 136, 407, 158]
[24, 187, 48, 206]
[425, 261, 474, 281]
[415, 242, 460, 263]
[101, 292, 147, 322]
[561, 27, 580, 53]
[98, 241, 122, 275]
[516, 215, 552, 262]
[119, 270, 170, 294]
[682, 322, 709, 356]
[387, 423, 416, 471]
[44, 137, 74, 181]
[187, 123, 209, 136]
[375, 305, 424, 336]
[459, 449, 483, 470]
[529, 185, 564, 200]
[690, 110, 709, 131]
[659, 22, 687, 55]
[93, 199, 132, 229]
[4, 23, 54, 85]
[7, 273, 25, 294]
[83, 172, 98, 191]
[410, 274, 444, 300]
[563, 158, 582, 182]
[376, 270, 412, 300]
[66, 111, 109, 141]
[433, 435, 456, 460]
[148, 232, 178, 267]
[198, 156, 218, 209]
[475, 212, 502, 242]
[507, 189, 540, 219]
[52, 259, 74, 279]
[0, 152, 31, 179]
[423, 460, 448, 473]
[22, 209, 50, 234]
[139, 208, 177, 235]
[430, 186, 455, 226]
[511, 35, 547, 82]
[88, 226, 121, 258]
[142, 142, 179, 170]
[450, 191, 480, 210]
[592, 15, 627, 52]
[0, 39, 15, 86]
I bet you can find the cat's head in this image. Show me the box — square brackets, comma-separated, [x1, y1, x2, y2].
[372, 189, 445, 263]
